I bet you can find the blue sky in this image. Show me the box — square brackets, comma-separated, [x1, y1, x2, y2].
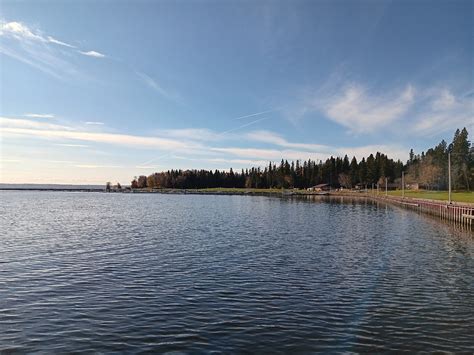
[1, 0, 472, 184]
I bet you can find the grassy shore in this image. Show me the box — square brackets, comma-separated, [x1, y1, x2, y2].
[196, 188, 474, 203]
[132, 187, 474, 204]
[383, 190, 474, 203]
[196, 187, 286, 193]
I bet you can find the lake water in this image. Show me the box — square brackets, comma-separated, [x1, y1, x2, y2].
[1, 191, 473, 353]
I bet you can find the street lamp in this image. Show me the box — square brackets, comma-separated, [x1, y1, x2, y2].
[402, 171, 405, 198]
[448, 143, 453, 205]
[448, 151, 452, 204]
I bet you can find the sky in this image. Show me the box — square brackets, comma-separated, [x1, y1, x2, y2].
[0, 0, 472, 184]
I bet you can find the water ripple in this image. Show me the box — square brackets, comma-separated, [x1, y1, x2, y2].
[0, 191, 473, 353]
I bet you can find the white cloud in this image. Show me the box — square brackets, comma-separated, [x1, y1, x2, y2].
[431, 89, 456, 111]
[85, 121, 104, 125]
[2, 116, 409, 164]
[207, 158, 269, 166]
[160, 128, 223, 141]
[53, 143, 89, 148]
[296, 79, 471, 138]
[0, 40, 79, 80]
[336, 145, 407, 162]
[316, 84, 415, 134]
[237, 129, 408, 161]
[211, 144, 407, 162]
[1, 21, 45, 42]
[0, 116, 201, 152]
[1, 117, 73, 131]
[46, 36, 75, 48]
[211, 147, 327, 161]
[2, 127, 198, 150]
[0, 20, 105, 80]
[246, 130, 329, 152]
[172, 155, 269, 167]
[0, 22, 82, 79]
[413, 89, 474, 136]
[24, 113, 55, 119]
[0, 21, 74, 47]
[79, 50, 105, 58]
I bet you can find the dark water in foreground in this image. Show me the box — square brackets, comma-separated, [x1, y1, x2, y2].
[1, 191, 473, 353]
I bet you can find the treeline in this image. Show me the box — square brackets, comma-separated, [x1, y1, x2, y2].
[405, 128, 472, 190]
[129, 128, 472, 190]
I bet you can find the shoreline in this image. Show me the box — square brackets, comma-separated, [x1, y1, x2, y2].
[3, 186, 473, 205]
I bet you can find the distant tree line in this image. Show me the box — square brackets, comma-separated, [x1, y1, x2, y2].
[129, 128, 472, 191]
[405, 127, 472, 190]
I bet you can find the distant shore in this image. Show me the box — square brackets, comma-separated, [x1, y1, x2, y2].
[108, 187, 474, 204]
[3, 186, 473, 205]
[0, 183, 103, 192]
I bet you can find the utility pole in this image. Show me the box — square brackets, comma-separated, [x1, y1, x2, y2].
[402, 171, 405, 198]
[448, 151, 452, 204]
[385, 177, 388, 197]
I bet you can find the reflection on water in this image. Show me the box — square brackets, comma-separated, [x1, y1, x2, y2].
[1, 191, 473, 353]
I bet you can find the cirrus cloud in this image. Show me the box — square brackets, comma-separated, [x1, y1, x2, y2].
[313, 84, 415, 134]
[79, 50, 105, 58]
[1, 21, 75, 48]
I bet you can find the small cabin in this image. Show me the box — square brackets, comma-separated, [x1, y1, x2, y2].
[406, 183, 419, 190]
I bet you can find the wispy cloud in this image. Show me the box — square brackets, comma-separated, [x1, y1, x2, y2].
[314, 84, 415, 134]
[0, 21, 75, 47]
[0, 38, 79, 80]
[293, 77, 471, 138]
[135, 71, 180, 102]
[74, 164, 122, 169]
[24, 113, 55, 119]
[246, 130, 329, 152]
[413, 89, 474, 136]
[53, 143, 89, 148]
[1, 114, 412, 176]
[242, 129, 408, 161]
[136, 114, 275, 166]
[234, 108, 282, 120]
[46, 36, 75, 48]
[160, 128, 222, 141]
[0, 159, 22, 163]
[336, 144, 407, 162]
[173, 156, 269, 167]
[1, 117, 74, 131]
[2, 127, 198, 150]
[211, 147, 328, 162]
[135, 165, 161, 169]
[211, 144, 407, 162]
[1, 116, 200, 152]
[79, 50, 105, 58]
[0, 20, 106, 80]
[85, 121, 104, 125]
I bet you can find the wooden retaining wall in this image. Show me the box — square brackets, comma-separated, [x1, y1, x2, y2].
[368, 194, 474, 229]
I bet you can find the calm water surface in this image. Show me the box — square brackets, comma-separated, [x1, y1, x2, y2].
[1, 191, 473, 353]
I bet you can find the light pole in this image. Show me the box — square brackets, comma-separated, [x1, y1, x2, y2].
[448, 150, 452, 204]
[402, 171, 405, 198]
[385, 177, 388, 197]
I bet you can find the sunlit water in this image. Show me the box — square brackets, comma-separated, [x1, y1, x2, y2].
[1, 191, 473, 353]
